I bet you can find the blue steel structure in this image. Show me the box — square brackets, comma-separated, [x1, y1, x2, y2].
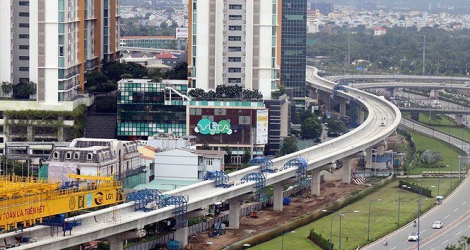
[203, 171, 233, 188]
[126, 189, 162, 212]
[282, 158, 308, 185]
[249, 156, 276, 173]
[160, 195, 189, 227]
[241, 172, 267, 202]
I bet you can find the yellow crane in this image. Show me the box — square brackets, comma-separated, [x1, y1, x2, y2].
[0, 174, 123, 231]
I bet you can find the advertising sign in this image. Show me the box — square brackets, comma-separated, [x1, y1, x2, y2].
[175, 28, 188, 38]
[256, 110, 269, 144]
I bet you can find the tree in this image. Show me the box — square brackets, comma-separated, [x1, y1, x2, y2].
[164, 62, 188, 80]
[223, 146, 232, 164]
[13, 81, 36, 99]
[326, 118, 348, 134]
[242, 149, 251, 164]
[1, 81, 13, 97]
[278, 136, 298, 156]
[201, 141, 210, 150]
[85, 71, 108, 88]
[301, 117, 323, 139]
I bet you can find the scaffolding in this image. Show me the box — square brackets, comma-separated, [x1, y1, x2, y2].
[203, 171, 233, 188]
[126, 189, 162, 212]
[241, 172, 266, 202]
[249, 156, 276, 173]
[281, 158, 308, 185]
[160, 195, 188, 227]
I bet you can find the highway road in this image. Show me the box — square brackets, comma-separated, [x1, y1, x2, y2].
[364, 173, 470, 250]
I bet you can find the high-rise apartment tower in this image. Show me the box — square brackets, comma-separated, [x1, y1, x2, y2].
[282, 0, 307, 108]
[0, 0, 120, 104]
[187, 0, 282, 99]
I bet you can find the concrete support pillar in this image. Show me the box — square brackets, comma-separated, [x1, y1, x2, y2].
[311, 169, 322, 196]
[456, 114, 463, 126]
[228, 198, 241, 229]
[342, 157, 352, 184]
[339, 99, 347, 116]
[387, 87, 395, 97]
[108, 235, 124, 250]
[358, 108, 365, 124]
[174, 226, 189, 249]
[273, 182, 284, 211]
[366, 147, 373, 169]
[377, 145, 385, 155]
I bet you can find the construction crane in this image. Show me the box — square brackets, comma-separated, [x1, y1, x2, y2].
[0, 174, 123, 232]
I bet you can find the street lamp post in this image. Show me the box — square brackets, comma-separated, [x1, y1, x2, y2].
[367, 199, 382, 241]
[339, 211, 360, 250]
[322, 210, 336, 250]
[417, 186, 422, 250]
[281, 231, 295, 250]
[397, 187, 405, 227]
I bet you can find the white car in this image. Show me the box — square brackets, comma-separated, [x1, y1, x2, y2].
[432, 221, 443, 229]
[408, 232, 419, 241]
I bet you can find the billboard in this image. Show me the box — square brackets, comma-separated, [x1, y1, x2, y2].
[256, 110, 269, 144]
[175, 28, 188, 38]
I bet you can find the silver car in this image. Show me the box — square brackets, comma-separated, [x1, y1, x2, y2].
[408, 232, 419, 241]
[432, 221, 443, 229]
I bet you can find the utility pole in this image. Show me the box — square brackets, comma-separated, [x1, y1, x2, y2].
[422, 35, 426, 75]
[347, 28, 351, 74]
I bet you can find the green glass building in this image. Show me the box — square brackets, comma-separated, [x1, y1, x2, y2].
[117, 79, 188, 139]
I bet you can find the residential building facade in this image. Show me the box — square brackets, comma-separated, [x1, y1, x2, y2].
[0, 0, 120, 104]
[187, 0, 281, 99]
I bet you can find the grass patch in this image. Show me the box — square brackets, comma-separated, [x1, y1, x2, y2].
[251, 130, 463, 250]
[250, 178, 457, 250]
[409, 131, 462, 175]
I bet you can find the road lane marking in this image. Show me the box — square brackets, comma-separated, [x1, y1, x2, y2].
[455, 208, 459, 212]
[421, 229, 426, 233]
[445, 215, 450, 219]
[443, 239, 449, 244]
[390, 247, 396, 250]
[457, 231, 462, 235]
[463, 201, 467, 205]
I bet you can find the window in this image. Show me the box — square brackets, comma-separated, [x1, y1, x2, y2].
[228, 78, 241, 83]
[19, 34, 29, 39]
[53, 152, 59, 159]
[228, 36, 241, 41]
[19, 67, 29, 71]
[229, 26, 242, 31]
[229, 15, 242, 20]
[228, 57, 241, 62]
[19, 45, 29, 50]
[205, 158, 213, 166]
[228, 68, 241, 73]
[229, 4, 242, 9]
[19, 12, 29, 17]
[19, 1, 29, 6]
[19, 78, 29, 82]
[87, 153, 93, 161]
[228, 46, 241, 52]
[74, 152, 80, 159]
[19, 56, 29, 60]
[19, 23, 29, 28]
